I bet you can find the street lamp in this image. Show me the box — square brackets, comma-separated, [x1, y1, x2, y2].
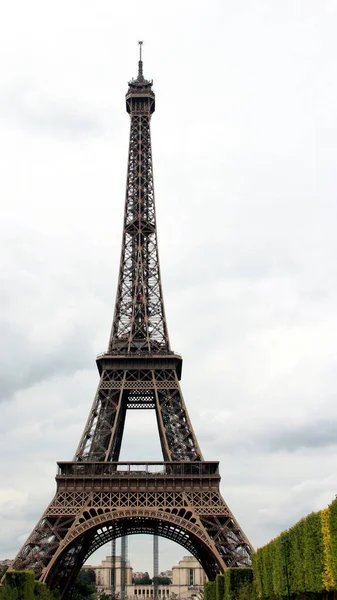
[280, 538, 291, 600]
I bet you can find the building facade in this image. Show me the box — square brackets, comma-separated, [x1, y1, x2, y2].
[170, 557, 206, 599]
[85, 555, 205, 599]
[131, 585, 170, 599]
[85, 555, 133, 594]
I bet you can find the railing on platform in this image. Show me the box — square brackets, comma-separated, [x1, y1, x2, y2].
[96, 350, 182, 359]
[56, 461, 219, 477]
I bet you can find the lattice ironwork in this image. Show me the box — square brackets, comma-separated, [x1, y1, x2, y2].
[153, 535, 159, 600]
[111, 537, 116, 598]
[11, 463, 252, 594]
[74, 366, 202, 462]
[7, 44, 254, 599]
[109, 48, 169, 357]
[121, 535, 128, 600]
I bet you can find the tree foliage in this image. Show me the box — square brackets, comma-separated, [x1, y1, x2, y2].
[215, 575, 225, 600]
[0, 572, 58, 600]
[34, 582, 54, 600]
[205, 570, 253, 600]
[330, 498, 337, 585]
[204, 581, 216, 600]
[71, 569, 96, 600]
[152, 577, 171, 585]
[1, 571, 34, 600]
[253, 499, 337, 598]
[133, 572, 152, 585]
[223, 569, 253, 600]
[205, 499, 337, 600]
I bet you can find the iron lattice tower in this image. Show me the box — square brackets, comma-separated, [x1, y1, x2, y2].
[8, 44, 253, 597]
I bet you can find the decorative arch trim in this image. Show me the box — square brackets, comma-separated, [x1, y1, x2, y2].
[42, 506, 224, 583]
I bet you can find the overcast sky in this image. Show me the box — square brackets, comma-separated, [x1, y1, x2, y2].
[1, 0, 337, 575]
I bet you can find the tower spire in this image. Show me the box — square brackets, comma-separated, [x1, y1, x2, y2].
[138, 40, 143, 78]
[112, 42, 160, 355]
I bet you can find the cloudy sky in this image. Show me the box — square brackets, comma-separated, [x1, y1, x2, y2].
[1, 0, 337, 575]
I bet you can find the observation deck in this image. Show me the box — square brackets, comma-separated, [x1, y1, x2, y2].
[56, 461, 220, 492]
[96, 351, 183, 379]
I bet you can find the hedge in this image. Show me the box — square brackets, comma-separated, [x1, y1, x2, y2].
[253, 498, 337, 598]
[33, 583, 54, 600]
[205, 569, 253, 600]
[0, 571, 35, 600]
[215, 575, 224, 600]
[205, 498, 337, 600]
[329, 498, 337, 585]
[223, 568, 253, 600]
[204, 581, 216, 600]
[0, 573, 58, 600]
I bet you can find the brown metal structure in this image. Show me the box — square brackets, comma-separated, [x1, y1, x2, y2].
[9, 44, 253, 596]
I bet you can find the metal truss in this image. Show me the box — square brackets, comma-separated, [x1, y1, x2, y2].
[111, 537, 116, 598]
[74, 364, 202, 462]
[109, 58, 169, 356]
[153, 535, 159, 600]
[121, 535, 128, 600]
[7, 48, 254, 598]
[11, 462, 252, 595]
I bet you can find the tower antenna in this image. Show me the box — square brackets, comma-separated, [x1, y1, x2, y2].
[138, 40, 143, 61]
[138, 40, 144, 78]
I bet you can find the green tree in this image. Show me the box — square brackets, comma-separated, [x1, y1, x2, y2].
[71, 569, 96, 600]
[134, 573, 152, 585]
[152, 577, 171, 585]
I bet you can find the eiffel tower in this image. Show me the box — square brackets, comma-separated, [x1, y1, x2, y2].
[9, 43, 253, 596]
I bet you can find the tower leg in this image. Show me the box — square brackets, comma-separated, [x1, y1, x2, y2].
[121, 536, 128, 600]
[153, 535, 159, 600]
[111, 538, 116, 598]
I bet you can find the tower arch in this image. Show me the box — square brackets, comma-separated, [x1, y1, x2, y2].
[43, 508, 224, 595]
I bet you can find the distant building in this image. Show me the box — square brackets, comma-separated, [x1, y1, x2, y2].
[170, 557, 206, 599]
[131, 584, 170, 599]
[159, 570, 173, 580]
[85, 555, 132, 594]
[133, 572, 146, 581]
[85, 555, 205, 600]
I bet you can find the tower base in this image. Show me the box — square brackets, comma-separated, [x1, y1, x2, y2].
[10, 462, 252, 597]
